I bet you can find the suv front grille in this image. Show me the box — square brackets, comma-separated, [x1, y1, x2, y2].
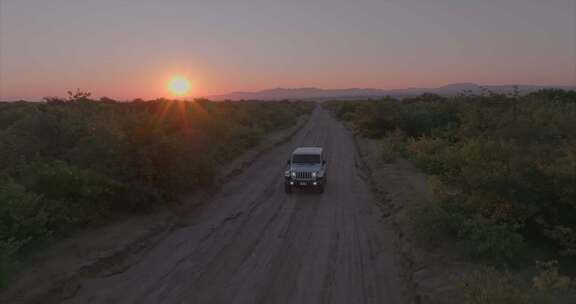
[295, 171, 313, 179]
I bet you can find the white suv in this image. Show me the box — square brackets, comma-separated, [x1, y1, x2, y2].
[284, 147, 327, 193]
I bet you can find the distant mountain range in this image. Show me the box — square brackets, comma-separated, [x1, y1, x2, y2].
[209, 83, 576, 101]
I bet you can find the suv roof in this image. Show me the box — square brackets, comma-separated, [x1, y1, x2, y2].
[293, 147, 323, 155]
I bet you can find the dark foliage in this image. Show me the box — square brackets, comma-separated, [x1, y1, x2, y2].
[0, 98, 312, 286]
[326, 90, 576, 264]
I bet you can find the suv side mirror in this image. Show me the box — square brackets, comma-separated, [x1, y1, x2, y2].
[287, 159, 290, 165]
[322, 160, 326, 165]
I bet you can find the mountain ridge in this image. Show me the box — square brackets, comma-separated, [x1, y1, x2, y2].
[210, 83, 575, 100]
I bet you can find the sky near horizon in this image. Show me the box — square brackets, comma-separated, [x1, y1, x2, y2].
[0, 0, 575, 100]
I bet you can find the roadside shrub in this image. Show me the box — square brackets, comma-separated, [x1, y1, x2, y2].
[229, 126, 265, 151]
[404, 137, 452, 175]
[355, 99, 402, 138]
[336, 102, 359, 120]
[0, 239, 23, 289]
[528, 89, 576, 103]
[460, 267, 531, 304]
[17, 161, 119, 232]
[0, 181, 48, 244]
[379, 140, 396, 163]
[379, 129, 407, 163]
[0, 182, 44, 288]
[533, 261, 573, 291]
[406, 198, 454, 245]
[544, 226, 576, 257]
[459, 217, 525, 263]
[460, 263, 576, 304]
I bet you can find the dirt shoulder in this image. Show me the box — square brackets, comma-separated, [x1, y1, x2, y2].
[354, 136, 471, 304]
[0, 114, 310, 304]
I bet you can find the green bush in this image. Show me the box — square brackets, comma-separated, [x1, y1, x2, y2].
[459, 217, 525, 263]
[0, 181, 48, 244]
[379, 139, 396, 163]
[460, 263, 576, 304]
[407, 198, 454, 245]
[404, 137, 452, 174]
[0, 239, 23, 288]
[460, 267, 531, 304]
[229, 126, 265, 151]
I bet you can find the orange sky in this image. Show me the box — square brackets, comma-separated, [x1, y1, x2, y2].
[1, 0, 575, 100]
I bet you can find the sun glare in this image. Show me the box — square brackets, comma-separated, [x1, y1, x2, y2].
[168, 76, 191, 97]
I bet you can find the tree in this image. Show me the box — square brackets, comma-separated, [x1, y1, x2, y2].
[67, 89, 92, 101]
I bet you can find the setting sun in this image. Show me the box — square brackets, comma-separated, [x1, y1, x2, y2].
[167, 76, 191, 97]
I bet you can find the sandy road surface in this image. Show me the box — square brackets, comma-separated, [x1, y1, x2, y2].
[60, 106, 404, 304]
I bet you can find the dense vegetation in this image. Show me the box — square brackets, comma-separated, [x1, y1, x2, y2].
[0, 96, 312, 286]
[327, 90, 576, 302]
[326, 90, 576, 265]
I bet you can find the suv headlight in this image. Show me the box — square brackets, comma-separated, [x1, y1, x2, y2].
[285, 170, 291, 177]
[312, 172, 317, 178]
[291, 172, 296, 177]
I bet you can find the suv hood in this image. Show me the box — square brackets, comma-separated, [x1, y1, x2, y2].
[290, 164, 322, 172]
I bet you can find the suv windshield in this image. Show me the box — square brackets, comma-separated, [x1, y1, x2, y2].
[292, 154, 320, 164]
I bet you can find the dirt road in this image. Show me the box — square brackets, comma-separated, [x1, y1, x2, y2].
[61, 106, 405, 304]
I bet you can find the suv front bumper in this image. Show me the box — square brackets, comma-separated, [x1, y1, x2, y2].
[285, 177, 324, 187]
